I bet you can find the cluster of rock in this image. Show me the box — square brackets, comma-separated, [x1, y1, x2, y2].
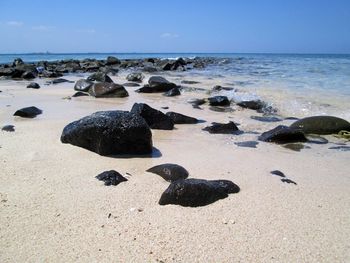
[0, 56, 222, 80]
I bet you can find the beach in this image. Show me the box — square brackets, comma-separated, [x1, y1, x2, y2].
[0, 57, 350, 262]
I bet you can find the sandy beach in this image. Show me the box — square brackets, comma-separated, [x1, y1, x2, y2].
[0, 70, 349, 262]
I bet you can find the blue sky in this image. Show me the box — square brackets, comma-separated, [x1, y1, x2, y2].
[0, 0, 349, 53]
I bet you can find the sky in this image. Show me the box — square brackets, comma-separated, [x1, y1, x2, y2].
[0, 0, 349, 54]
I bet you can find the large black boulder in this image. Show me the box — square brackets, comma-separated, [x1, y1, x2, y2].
[159, 178, 240, 207]
[87, 72, 113, 83]
[203, 122, 239, 134]
[131, 103, 174, 130]
[208, 96, 230, 106]
[147, 163, 189, 182]
[14, 106, 42, 118]
[165, 112, 198, 124]
[290, 116, 350, 135]
[136, 76, 177, 93]
[60, 111, 153, 156]
[88, 82, 128, 98]
[74, 79, 93, 92]
[258, 125, 307, 144]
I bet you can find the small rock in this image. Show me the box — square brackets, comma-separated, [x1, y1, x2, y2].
[96, 170, 127, 186]
[234, 141, 258, 148]
[26, 82, 40, 89]
[250, 116, 282, 122]
[165, 112, 198, 124]
[159, 178, 240, 207]
[281, 178, 297, 185]
[164, 87, 181, 97]
[126, 72, 144, 82]
[270, 170, 285, 177]
[237, 100, 265, 110]
[209, 106, 234, 113]
[87, 72, 113, 83]
[47, 78, 74, 84]
[74, 79, 93, 92]
[147, 163, 189, 182]
[14, 106, 42, 118]
[1, 125, 15, 132]
[258, 125, 307, 144]
[88, 82, 128, 98]
[106, 56, 121, 65]
[72, 91, 89, 97]
[203, 122, 240, 134]
[208, 96, 230, 106]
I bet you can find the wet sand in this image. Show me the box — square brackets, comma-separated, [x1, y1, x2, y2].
[0, 73, 349, 262]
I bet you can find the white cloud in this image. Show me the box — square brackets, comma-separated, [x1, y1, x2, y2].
[160, 32, 179, 39]
[6, 21, 23, 27]
[31, 25, 54, 31]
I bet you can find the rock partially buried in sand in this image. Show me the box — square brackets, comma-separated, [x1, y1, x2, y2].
[131, 103, 174, 130]
[96, 170, 127, 186]
[47, 78, 73, 84]
[290, 116, 350, 135]
[159, 178, 240, 207]
[87, 72, 113, 83]
[165, 112, 198, 124]
[60, 111, 153, 156]
[234, 141, 259, 148]
[250, 116, 282, 122]
[136, 76, 177, 93]
[203, 122, 240, 134]
[26, 82, 40, 89]
[237, 100, 265, 110]
[74, 79, 93, 92]
[164, 87, 181, 97]
[14, 106, 42, 118]
[88, 82, 128, 98]
[208, 96, 230, 106]
[258, 125, 307, 144]
[147, 163, 189, 182]
[1, 125, 15, 132]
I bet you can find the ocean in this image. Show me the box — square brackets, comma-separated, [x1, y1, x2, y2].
[1, 53, 350, 119]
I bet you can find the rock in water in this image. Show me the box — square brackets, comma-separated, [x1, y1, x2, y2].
[1, 125, 15, 132]
[131, 103, 174, 130]
[74, 79, 93, 92]
[164, 87, 181, 97]
[165, 112, 198, 124]
[60, 111, 153, 156]
[136, 76, 177, 93]
[258, 125, 307, 144]
[290, 116, 350, 135]
[14, 106, 42, 118]
[87, 72, 113, 83]
[203, 122, 239, 134]
[96, 170, 127, 186]
[146, 163, 189, 182]
[159, 178, 240, 207]
[88, 82, 128, 98]
[106, 56, 121, 65]
[208, 96, 230, 106]
[126, 72, 144, 82]
[26, 82, 40, 89]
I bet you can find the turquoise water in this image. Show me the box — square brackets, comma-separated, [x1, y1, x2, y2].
[1, 53, 349, 118]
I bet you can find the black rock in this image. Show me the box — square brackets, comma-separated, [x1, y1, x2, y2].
[27, 82, 40, 89]
[159, 178, 240, 207]
[290, 116, 350, 135]
[126, 72, 144, 82]
[41, 71, 63, 78]
[12, 58, 24, 67]
[188, 98, 206, 107]
[96, 170, 127, 186]
[131, 103, 174, 130]
[72, 91, 89, 97]
[87, 72, 113, 83]
[237, 100, 265, 110]
[203, 122, 239, 134]
[211, 85, 235, 92]
[74, 79, 93, 92]
[165, 112, 198, 124]
[270, 170, 286, 177]
[88, 82, 128, 98]
[142, 66, 157, 73]
[136, 76, 177, 93]
[328, 146, 350, 151]
[147, 163, 189, 182]
[106, 56, 121, 65]
[258, 125, 307, 144]
[22, 71, 36, 80]
[47, 78, 74, 84]
[123, 82, 140, 87]
[250, 116, 282, 122]
[164, 87, 181, 97]
[281, 178, 297, 185]
[306, 135, 329, 144]
[234, 141, 259, 148]
[1, 125, 15, 132]
[61, 111, 153, 156]
[0, 68, 15, 77]
[181, 80, 200, 84]
[209, 106, 235, 113]
[14, 106, 42, 118]
[208, 96, 230, 106]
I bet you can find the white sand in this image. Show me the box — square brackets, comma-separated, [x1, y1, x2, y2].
[0, 73, 349, 262]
